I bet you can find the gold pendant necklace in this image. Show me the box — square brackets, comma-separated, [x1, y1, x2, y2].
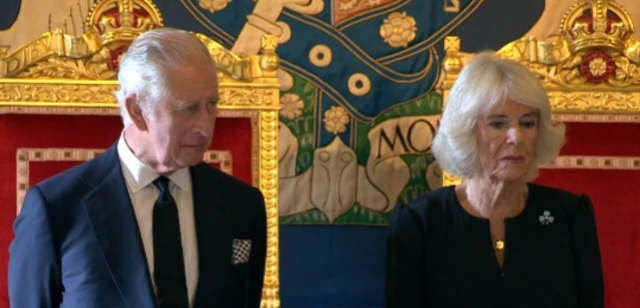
[494, 239, 505, 250]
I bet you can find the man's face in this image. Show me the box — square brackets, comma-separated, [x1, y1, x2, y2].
[144, 63, 219, 171]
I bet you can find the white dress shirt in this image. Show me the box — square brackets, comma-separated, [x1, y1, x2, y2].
[117, 134, 199, 307]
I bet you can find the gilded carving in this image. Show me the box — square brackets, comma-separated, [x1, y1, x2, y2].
[258, 35, 280, 75]
[552, 113, 640, 122]
[612, 56, 640, 86]
[0, 106, 120, 115]
[193, 33, 252, 81]
[1, 31, 104, 78]
[220, 88, 276, 108]
[0, 0, 164, 79]
[495, 0, 640, 89]
[17, 57, 115, 80]
[440, 0, 640, 113]
[0, 82, 118, 105]
[549, 91, 640, 113]
[258, 110, 280, 306]
[0, 0, 275, 84]
[86, 0, 164, 40]
[0, 84, 281, 110]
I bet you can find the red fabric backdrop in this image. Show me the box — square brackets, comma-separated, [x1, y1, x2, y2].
[533, 121, 640, 307]
[0, 113, 254, 307]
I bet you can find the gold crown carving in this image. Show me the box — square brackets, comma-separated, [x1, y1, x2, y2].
[86, 0, 163, 46]
[561, 0, 634, 53]
[0, 0, 164, 78]
[82, 0, 164, 72]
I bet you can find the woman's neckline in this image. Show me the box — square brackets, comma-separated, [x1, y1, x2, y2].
[451, 182, 534, 221]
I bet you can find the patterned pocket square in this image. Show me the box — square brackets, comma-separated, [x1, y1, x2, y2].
[232, 239, 252, 264]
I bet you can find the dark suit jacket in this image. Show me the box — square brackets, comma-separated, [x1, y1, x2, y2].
[8, 144, 267, 308]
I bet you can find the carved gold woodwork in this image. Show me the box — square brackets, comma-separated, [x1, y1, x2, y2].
[0, 0, 281, 306]
[438, 0, 639, 186]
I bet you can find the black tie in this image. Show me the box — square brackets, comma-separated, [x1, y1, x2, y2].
[152, 176, 188, 308]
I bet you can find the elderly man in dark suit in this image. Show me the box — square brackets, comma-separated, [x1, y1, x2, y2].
[8, 28, 267, 308]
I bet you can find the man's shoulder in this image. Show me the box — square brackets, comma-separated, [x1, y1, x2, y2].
[34, 148, 117, 203]
[35, 160, 90, 197]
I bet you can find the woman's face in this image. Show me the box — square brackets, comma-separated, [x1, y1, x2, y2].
[475, 100, 539, 182]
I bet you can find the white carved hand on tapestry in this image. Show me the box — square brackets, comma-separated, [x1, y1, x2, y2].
[0, 0, 92, 53]
[278, 114, 440, 223]
[279, 132, 394, 223]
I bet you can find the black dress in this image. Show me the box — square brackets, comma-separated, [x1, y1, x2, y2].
[384, 183, 604, 308]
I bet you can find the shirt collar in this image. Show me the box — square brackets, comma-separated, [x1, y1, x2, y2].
[117, 132, 191, 193]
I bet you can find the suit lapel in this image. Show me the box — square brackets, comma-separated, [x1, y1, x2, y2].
[191, 164, 232, 308]
[81, 147, 155, 308]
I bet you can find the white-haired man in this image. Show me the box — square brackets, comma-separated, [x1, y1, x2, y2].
[8, 28, 267, 308]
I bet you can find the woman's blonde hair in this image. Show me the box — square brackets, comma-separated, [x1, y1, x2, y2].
[431, 51, 566, 181]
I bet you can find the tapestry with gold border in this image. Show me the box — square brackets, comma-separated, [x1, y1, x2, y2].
[127, 0, 484, 226]
[439, 1, 640, 306]
[0, 0, 281, 307]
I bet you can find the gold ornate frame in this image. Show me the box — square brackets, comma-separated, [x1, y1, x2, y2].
[438, 0, 640, 186]
[0, 0, 281, 306]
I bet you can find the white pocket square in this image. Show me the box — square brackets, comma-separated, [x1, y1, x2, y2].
[232, 239, 252, 264]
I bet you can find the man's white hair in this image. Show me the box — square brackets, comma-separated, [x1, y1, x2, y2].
[114, 27, 214, 126]
[431, 51, 566, 181]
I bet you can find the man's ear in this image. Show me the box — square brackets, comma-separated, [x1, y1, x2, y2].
[124, 94, 148, 131]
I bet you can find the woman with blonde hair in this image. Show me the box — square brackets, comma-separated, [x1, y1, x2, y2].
[385, 51, 604, 307]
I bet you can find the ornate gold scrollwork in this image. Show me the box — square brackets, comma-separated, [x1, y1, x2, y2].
[0, 81, 119, 106]
[441, 0, 640, 96]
